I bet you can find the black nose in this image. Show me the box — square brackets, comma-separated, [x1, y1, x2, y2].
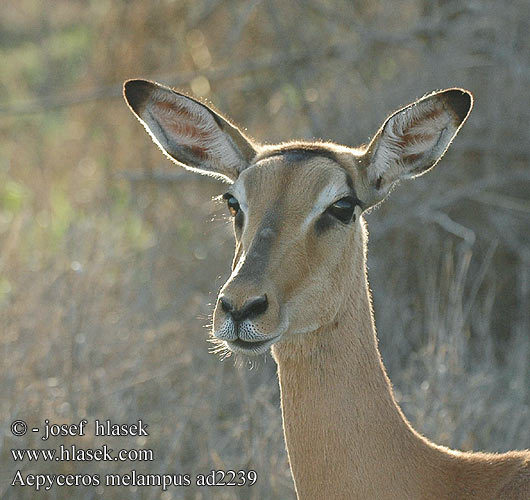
[219, 295, 268, 322]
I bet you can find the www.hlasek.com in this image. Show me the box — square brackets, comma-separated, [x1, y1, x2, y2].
[10, 418, 258, 492]
[11, 444, 153, 462]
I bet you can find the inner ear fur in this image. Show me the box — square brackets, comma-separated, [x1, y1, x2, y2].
[362, 88, 473, 206]
[123, 79, 257, 182]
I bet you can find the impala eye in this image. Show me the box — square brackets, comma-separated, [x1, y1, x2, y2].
[223, 193, 240, 217]
[326, 196, 357, 224]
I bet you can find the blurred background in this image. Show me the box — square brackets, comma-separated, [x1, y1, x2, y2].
[1, 0, 529, 498]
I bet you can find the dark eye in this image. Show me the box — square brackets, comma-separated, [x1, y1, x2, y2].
[223, 193, 240, 217]
[326, 196, 357, 224]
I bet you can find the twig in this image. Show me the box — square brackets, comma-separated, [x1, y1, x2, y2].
[466, 191, 530, 214]
[427, 210, 476, 246]
[370, 169, 530, 236]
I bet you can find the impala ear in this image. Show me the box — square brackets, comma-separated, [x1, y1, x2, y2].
[361, 88, 473, 207]
[123, 79, 257, 182]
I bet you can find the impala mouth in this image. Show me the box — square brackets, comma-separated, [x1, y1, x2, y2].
[226, 335, 280, 355]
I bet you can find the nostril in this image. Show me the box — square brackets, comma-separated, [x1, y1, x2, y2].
[243, 294, 268, 319]
[220, 295, 268, 322]
[219, 297, 233, 314]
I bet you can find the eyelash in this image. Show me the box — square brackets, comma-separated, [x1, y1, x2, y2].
[325, 196, 357, 224]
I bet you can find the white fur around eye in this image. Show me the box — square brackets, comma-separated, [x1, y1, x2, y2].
[301, 179, 352, 231]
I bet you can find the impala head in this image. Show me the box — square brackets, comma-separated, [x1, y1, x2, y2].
[124, 80, 472, 356]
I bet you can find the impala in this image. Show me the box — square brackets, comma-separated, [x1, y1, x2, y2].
[124, 79, 529, 499]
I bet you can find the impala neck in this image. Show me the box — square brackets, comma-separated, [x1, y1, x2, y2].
[272, 224, 445, 499]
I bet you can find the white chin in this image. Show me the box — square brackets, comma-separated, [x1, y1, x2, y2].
[225, 336, 280, 355]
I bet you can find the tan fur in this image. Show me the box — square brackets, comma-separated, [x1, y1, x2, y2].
[123, 80, 530, 499]
[273, 223, 529, 499]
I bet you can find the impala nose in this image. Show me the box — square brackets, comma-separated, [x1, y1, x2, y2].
[219, 295, 268, 322]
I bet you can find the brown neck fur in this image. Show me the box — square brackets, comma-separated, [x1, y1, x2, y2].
[272, 221, 528, 500]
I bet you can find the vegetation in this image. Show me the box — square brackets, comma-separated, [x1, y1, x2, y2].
[1, 1, 528, 498]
